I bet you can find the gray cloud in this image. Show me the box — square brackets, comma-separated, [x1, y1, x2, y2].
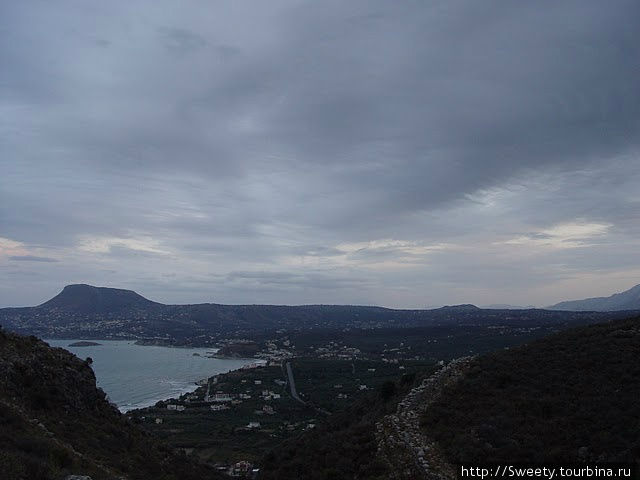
[1, 0, 639, 307]
[157, 26, 207, 55]
[9, 256, 58, 263]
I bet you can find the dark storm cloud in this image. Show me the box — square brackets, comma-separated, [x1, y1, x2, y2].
[1, 0, 640, 307]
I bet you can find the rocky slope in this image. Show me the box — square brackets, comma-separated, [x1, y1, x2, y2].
[375, 358, 472, 480]
[0, 327, 222, 480]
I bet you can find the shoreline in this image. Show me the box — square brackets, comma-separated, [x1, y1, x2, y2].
[118, 382, 200, 413]
[121, 359, 267, 413]
[44, 338, 259, 413]
[40, 336, 218, 349]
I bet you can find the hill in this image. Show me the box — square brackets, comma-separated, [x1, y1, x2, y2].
[548, 283, 640, 311]
[0, 285, 629, 342]
[420, 315, 640, 466]
[0, 327, 223, 480]
[39, 284, 160, 314]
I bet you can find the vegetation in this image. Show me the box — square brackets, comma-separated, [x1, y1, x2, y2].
[290, 358, 433, 411]
[133, 365, 311, 465]
[259, 369, 433, 480]
[131, 358, 432, 466]
[420, 316, 640, 464]
[289, 324, 563, 361]
[0, 327, 223, 480]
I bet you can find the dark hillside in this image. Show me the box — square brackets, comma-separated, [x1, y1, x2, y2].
[420, 316, 640, 464]
[259, 368, 436, 480]
[0, 327, 222, 480]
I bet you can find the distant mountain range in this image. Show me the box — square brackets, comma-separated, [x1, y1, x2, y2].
[0, 284, 628, 343]
[548, 283, 640, 311]
[481, 304, 537, 310]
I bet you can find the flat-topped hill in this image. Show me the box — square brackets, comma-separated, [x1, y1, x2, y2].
[38, 284, 160, 314]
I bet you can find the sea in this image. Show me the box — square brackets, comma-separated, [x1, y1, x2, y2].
[45, 339, 256, 412]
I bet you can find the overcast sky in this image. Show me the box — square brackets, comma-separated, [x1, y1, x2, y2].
[2, 1, 639, 308]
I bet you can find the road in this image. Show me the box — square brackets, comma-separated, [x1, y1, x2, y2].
[285, 361, 305, 404]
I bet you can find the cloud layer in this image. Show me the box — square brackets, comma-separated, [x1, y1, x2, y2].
[2, 1, 640, 307]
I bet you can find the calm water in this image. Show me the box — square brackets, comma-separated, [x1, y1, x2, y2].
[46, 339, 255, 412]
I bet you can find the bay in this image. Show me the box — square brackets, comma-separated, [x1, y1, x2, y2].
[45, 339, 256, 412]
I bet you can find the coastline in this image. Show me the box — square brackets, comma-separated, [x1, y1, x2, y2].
[44, 338, 257, 413]
[40, 336, 218, 349]
[121, 359, 266, 413]
[118, 382, 201, 413]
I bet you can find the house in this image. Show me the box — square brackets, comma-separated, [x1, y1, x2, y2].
[261, 390, 279, 400]
[263, 405, 275, 415]
[155, 418, 163, 424]
[166, 404, 185, 411]
[247, 421, 261, 429]
[254, 380, 262, 385]
[211, 404, 230, 411]
[230, 461, 253, 477]
[212, 393, 232, 402]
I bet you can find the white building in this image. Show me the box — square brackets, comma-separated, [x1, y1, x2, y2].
[211, 404, 230, 411]
[212, 393, 232, 402]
